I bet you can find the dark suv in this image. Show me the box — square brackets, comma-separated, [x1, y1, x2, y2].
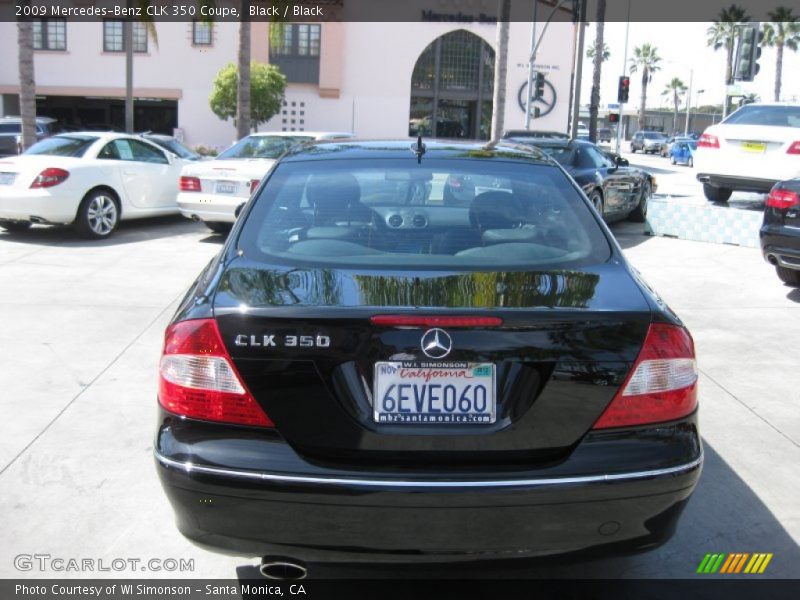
[0, 116, 57, 156]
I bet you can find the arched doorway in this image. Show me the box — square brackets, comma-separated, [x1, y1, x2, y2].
[409, 30, 495, 140]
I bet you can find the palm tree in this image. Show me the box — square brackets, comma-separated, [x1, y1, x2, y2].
[490, 0, 511, 140]
[586, 42, 610, 62]
[706, 4, 749, 115]
[762, 7, 800, 101]
[16, 4, 36, 151]
[629, 44, 661, 130]
[662, 77, 688, 133]
[588, 0, 607, 143]
[237, 17, 252, 140]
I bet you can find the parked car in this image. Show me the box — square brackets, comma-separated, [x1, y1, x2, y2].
[670, 140, 697, 167]
[142, 134, 202, 162]
[695, 102, 800, 202]
[760, 178, 800, 286]
[508, 137, 655, 222]
[0, 132, 192, 238]
[598, 127, 614, 143]
[177, 131, 353, 234]
[660, 135, 693, 157]
[155, 139, 701, 570]
[0, 116, 58, 157]
[630, 130, 667, 154]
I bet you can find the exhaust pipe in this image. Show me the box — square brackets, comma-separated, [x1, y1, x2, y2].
[259, 557, 307, 580]
[191, 214, 201, 222]
[767, 254, 778, 265]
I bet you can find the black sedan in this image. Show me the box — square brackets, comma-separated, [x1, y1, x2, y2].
[760, 178, 800, 286]
[507, 137, 655, 222]
[155, 140, 701, 575]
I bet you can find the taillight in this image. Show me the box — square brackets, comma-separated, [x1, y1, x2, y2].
[249, 179, 260, 194]
[786, 141, 800, 155]
[158, 319, 273, 427]
[179, 176, 201, 192]
[697, 134, 719, 149]
[592, 323, 697, 429]
[30, 168, 69, 188]
[766, 188, 800, 209]
[370, 315, 503, 328]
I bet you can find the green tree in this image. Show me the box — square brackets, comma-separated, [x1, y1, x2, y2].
[762, 7, 800, 101]
[209, 62, 287, 132]
[586, 42, 610, 62]
[588, 0, 607, 143]
[662, 77, 688, 133]
[629, 44, 662, 130]
[706, 4, 749, 114]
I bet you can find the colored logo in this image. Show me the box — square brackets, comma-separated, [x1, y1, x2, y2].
[696, 553, 773, 574]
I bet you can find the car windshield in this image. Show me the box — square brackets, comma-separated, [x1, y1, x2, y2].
[535, 145, 575, 166]
[218, 135, 314, 160]
[146, 137, 200, 160]
[723, 105, 800, 127]
[237, 158, 610, 270]
[24, 135, 98, 157]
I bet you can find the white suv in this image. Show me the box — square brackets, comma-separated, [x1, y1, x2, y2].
[695, 103, 800, 202]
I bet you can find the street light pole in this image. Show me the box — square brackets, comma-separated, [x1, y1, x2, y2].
[614, 0, 631, 154]
[524, 1, 539, 129]
[683, 68, 693, 136]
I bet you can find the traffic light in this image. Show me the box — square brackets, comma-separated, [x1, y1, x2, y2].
[533, 72, 546, 99]
[734, 23, 763, 82]
[617, 76, 630, 103]
[608, 113, 620, 123]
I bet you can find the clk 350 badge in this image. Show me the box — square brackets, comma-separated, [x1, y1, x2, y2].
[234, 334, 331, 348]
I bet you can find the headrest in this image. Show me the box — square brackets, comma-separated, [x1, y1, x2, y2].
[469, 191, 524, 230]
[306, 173, 361, 220]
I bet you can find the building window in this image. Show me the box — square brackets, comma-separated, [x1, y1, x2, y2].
[33, 19, 67, 51]
[192, 20, 212, 46]
[269, 24, 321, 84]
[103, 21, 148, 53]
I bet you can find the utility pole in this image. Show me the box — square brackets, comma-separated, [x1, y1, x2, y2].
[569, 0, 587, 137]
[614, 0, 631, 154]
[684, 68, 693, 136]
[524, 1, 539, 129]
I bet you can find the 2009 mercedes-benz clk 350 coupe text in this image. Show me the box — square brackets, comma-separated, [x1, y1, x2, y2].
[155, 140, 702, 566]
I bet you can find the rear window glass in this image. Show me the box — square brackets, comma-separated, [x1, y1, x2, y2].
[643, 132, 665, 139]
[0, 123, 21, 134]
[237, 158, 611, 270]
[218, 135, 314, 160]
[24, 135, 97, 157]
[724, 105, 800, 127]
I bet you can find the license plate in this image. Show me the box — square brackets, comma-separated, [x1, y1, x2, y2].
[0, 172, 16, 185]
[741, 142, 766, 153]
[373, 361, 496, 424]
[215, 180, 238, 194]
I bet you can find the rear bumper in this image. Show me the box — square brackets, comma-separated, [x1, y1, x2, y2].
[155, 414, 702, 563]
[696, 174, 777, 193]
[177, 192, 245, 223]
[0, 189, 77, 224]
[760, 224, 800, 270]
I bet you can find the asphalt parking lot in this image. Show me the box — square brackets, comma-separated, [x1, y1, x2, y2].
[1, 158, 798, 580]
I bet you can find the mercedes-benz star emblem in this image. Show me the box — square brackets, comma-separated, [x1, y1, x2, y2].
[421, 328, 453, 359]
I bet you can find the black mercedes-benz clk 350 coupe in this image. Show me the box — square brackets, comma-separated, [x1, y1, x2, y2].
[155, 140, 702, 569]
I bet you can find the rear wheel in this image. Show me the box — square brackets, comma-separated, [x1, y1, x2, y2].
[776, 266, 800, 287]
[688, 157, 694, 168]
[630, 145, 636, 154]
[703, 184, 732, 203]
[628, 180, 651, 223]
[205, 221, 232, 234]
[0, 220, 32, 232]
[74, 190, 120, 239]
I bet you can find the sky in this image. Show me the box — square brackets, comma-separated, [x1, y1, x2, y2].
[578, 22, 800, 111]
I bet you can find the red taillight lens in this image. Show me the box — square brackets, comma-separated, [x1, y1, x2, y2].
[786, 141, 800, 155]
[179, 176, 201, 192]
[766, 188, 800, 209]
[592, 323, 698, 429]
[370, 315, 503, 328]
[249, 179, 260, 194]
[697, 134, 719, 149]
[158, 319, 273, 427]
[30, 168, 69, 188]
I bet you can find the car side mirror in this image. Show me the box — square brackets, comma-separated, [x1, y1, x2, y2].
[615, 156, 629, 167]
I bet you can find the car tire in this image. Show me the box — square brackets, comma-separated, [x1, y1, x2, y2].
[628, 180, 651, 223]
[630, 146, 636, 153]
[703, 184, 732, 203]
[74, 189, 120, 239]
[671, 156, 676, 165]
[589, 189, 604, 218]
[776, 266, 800, 287]
[205, 221, 232, 235]
[0, 220, 32, 232]
[688, 157, 694, 168]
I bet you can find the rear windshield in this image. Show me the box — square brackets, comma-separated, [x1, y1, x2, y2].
[0, 123, 21, 133]
[237, 158, 611, 270]
[218, 135, 314, 160]
[24, 135, 97, 157]
[724, 105, 800, 127]
[146, 137, 200, 160]
[643, 132, 665, 139]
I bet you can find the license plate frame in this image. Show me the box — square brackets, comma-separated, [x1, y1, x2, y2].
[741, 141, 766, 153]
[372, 361, 496, 425]
[215, 180, 238, 194]
[0, 172, 16, 185]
